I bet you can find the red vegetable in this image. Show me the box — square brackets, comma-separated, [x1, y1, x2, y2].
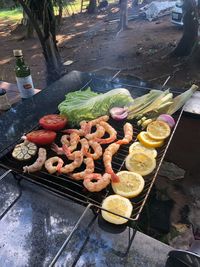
[39, 114, 67, 131]
[157, 114, 175, 128]
[26, 130, 56, 145]
[110, 107, 128, 121]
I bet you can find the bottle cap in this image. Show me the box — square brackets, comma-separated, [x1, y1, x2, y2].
[13, 50, 23, 57]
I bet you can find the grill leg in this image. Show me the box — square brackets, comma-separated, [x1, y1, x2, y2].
[49, 203, 93, 267]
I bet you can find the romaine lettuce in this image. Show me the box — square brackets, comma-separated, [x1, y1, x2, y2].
[58, 87, 133, 125]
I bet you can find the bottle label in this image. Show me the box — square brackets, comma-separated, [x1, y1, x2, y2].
[16, 75, 35, 98]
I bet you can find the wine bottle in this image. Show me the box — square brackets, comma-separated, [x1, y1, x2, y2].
[13, 49, 35, 99]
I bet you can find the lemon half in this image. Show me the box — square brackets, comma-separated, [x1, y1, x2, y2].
[101, 195, 133, 225]
[147, 120, 171, 141]
[125, 151, 156, 176]
[112, 171, 145, 198]
[137, 131, 164, 148]
[129, 141, 157, 158]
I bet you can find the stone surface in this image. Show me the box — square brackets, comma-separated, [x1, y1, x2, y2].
[0, 171, 173, 267]
[158, 161, 185, 181]
[183, 91, 200, 115]
[168, 224, 194, 250]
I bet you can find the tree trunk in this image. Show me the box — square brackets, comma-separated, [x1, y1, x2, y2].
[171, 0, 199, 57]
[118, 0, 128, 31]
[54, 0, 63, 26]
[18, 0, 63, 85]
[19, 8, 33, 38]
[87, 0, 97, 14]
[26, 19, 34, 38]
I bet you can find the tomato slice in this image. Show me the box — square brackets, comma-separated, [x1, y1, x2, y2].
[26, 130, 56, 145]
[39, 114, 67, 131]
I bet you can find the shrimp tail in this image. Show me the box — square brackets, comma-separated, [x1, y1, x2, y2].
[62, 129, 77, 134]
[62, 144, 72, 158]
[106, 167, 120, 183]
[85, 122, 92, 135]
[57, 161, 64, 173]
[51, 143, 64, 155]
[110, 172, 120, 183]
[96, 137, 116, 145]
[116, 140, 128, 145]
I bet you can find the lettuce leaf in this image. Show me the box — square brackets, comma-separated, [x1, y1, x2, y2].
[58, 87, 133, 125]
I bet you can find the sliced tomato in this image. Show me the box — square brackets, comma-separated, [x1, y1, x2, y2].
[26, 130, 56, 145]
[39, 114, 67, 131]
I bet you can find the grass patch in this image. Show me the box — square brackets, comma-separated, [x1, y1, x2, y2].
[54, 0, 82, 16]
[0, 8, 23, 22]
[0, 2, 80, 24]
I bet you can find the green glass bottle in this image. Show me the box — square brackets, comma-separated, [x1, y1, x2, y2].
[13, 49, 35, 98]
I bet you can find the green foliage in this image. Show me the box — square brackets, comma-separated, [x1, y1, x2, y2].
[0, 0, 19, 9]
[0, 7, 22, 22]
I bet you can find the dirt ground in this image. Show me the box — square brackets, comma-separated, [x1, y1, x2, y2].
[0, 7, 200, 90]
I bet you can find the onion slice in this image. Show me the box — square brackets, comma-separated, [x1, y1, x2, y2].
[157, 114, 175, 128]
[110, 107, 128, 121]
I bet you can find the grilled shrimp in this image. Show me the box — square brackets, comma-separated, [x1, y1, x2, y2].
[85, 124, 105, 140]
[23, 148, 47, 173]
[61, 135, 70, 145]
[80, 138, 89, 156]
[116, 123, 133, 145]
[45, 156, 64, 174]
[95, 121, 117, 144]
[83, 173, 111, 192]
[71, 157, 95, 180]
[86, 115, 110, 134]
[51, 135, 70, 155]
[85, 140, 103, 160]
[60, 151, 83, 174]
[80, 120, 90, 135]
[103, 143, 120, 183]
[68, 132, 80, 152]
[89, 115, 109, 126]
[62, 144, 75, 160]
[62, 128, 85, 136]
[51, 143, 64, 155]
[62, 121, 89, 136]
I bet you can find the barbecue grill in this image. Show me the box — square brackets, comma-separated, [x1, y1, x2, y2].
[0, 71, 184, 266]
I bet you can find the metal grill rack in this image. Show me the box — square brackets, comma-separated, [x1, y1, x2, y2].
[0, 112, 182, 223]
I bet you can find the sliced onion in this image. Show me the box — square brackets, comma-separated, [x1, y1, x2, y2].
[110, 107, 128, 121]
[157, 114, 175, 128]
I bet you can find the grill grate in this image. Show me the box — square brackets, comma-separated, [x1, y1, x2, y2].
[0, 113, 181, 222]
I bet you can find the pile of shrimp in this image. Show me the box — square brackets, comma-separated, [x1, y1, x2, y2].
[23, 115, 134, 192]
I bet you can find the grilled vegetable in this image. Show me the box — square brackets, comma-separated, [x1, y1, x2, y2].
[157, 114, 175, 128]
[12, 141, 37, 161]
[39, 114, 67, 131]
[110, 107, 128, 120]
[127, 90, 164, 119]
[167, 84, 198, 115]
[26, 130, 56, 145]
[141, 118, 153, 129]
[133, 91, 173, 120]
[58, 87, 133, 125]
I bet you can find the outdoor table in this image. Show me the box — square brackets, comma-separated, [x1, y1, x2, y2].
[0, 81, 41, 108]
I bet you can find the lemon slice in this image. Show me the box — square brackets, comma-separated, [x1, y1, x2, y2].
[137, 131, 164, 148]
[147, 120, 171, 141]
[112, 171, 145, 198]
[129, 141, 157, 158]
[125, 152, 156, 176]
[101, 195, 133, 224]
